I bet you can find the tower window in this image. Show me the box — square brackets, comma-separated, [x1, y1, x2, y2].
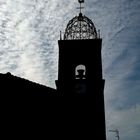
[75, 65, 86, 79]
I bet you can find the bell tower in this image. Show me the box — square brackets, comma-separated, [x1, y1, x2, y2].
[56, 1, 105, 97]
[55, 1, 106, 140]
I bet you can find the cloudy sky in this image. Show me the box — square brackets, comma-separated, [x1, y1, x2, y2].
[0, 0, 140, 139]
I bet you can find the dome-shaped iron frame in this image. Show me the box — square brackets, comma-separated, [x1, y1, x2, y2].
[64, 13, 98, 40]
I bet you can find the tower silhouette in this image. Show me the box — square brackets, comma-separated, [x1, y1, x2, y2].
[55, 1, 106, 140]
[0, 1, 107, 139]
[55, 3, 105, 97]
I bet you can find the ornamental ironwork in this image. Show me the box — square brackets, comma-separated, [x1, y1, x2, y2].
[64, 13, 98, 40]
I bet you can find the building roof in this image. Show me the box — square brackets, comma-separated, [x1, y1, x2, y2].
[0, 73, 57, 96]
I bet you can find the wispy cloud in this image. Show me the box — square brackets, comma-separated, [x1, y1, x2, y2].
[106, 104, 140, 140]
[86, 0, 140, 139]
[0, 0, 76, 86]
[0, 0, 140, 139]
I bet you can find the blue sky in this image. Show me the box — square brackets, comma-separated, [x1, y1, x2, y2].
[0, 0, 140, 139]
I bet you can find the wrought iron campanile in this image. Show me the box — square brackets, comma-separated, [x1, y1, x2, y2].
[55, 1, 106, 139]
[64, 12, 98, 40]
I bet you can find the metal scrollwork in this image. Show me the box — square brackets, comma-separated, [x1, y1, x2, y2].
[64, 13, 98, 40]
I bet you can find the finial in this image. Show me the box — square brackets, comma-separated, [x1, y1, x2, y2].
[77, 0, 84, 13]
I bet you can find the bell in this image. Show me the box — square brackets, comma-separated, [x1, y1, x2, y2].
[76, 69, 85, 79]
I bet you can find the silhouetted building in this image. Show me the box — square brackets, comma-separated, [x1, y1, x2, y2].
[0, 1, 106, 139]
[0, 72, 57, 96]
[55, 2, 106, 139]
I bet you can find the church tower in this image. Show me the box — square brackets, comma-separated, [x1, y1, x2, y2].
[56, 1, 105, 97]
[55, 1, 106, 139]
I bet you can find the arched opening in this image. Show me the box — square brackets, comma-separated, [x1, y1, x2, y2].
[75, 65, 86, 79]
